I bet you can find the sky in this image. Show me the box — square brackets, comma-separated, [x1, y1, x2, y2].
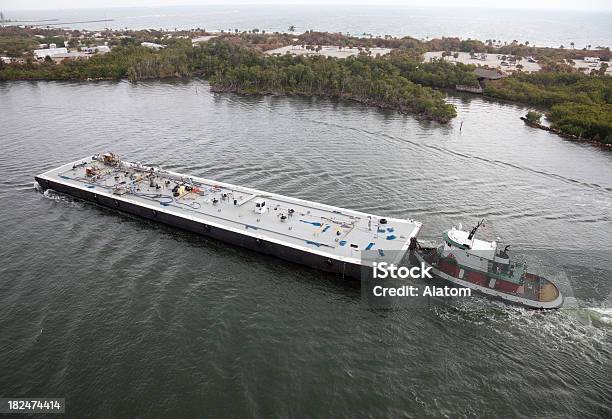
[2, 0, 611, 12]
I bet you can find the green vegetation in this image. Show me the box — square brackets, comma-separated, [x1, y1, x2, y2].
[548, 103, 612, 143]
[0, 28, 39, 57]
[387, 52, 478, 88]
[0, 26, 69, 56]
[238, 30, 610, 63]
[0, 36, 38, 57]
[485, 72, 610, 106]
[525, 111, 542, 124]
[207, 49, 457, 122]
[485, 72, 612, 144]
[0, 39, 456, 122]
[1, 27, 610, 142]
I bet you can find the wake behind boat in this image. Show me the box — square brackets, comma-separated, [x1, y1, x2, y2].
[412, 220, 563, 309]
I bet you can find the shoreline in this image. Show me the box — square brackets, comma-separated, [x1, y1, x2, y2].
[1, 72, 608, 146]
[3, 76, 607, 151]
[1, 27, 609, 145]
[520, 116, 612, 149]
[209, 84, 453, 123]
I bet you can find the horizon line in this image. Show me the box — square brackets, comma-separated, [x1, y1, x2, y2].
[2, 4, 612, 13]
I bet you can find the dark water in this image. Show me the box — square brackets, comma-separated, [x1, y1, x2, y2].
[5, 5, 612, 49]
[1, 81, 611, 417]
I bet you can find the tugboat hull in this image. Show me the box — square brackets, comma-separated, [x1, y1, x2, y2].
[414, 248, 563, 309]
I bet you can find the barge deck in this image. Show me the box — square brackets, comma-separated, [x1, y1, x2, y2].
[35, 153, 422, 279]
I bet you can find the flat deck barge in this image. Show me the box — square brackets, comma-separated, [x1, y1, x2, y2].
[36, 153, 422, 279]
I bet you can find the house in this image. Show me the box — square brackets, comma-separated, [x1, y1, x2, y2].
[49, 52, 90, 62]
[473, 67, 505, 81]
[141, 42, 165, 50]
[456, 67, 505, 94]
[82, 45, 111, 54]
[33, 47, 68, 59]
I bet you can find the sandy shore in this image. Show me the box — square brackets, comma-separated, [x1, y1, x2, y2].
[424, 51, 611, 75]
[265, 45, 392, 58]
[264, 47, 609, 75]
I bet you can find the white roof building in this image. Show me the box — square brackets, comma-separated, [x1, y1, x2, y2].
[191, 35, 217, 44]
[49, 52, 90, 62]
[141, 42, 165, 50]
[82, 45, 111, 54]
[33, 47, 68, 59]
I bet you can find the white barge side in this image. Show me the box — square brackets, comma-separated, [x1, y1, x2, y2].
[36, 154, 422, 279]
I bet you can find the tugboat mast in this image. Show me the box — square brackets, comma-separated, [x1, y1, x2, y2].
[467, 219, 485, 241]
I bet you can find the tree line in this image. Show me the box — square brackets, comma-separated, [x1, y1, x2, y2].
[484, 71, 612, 144]
[1, 35, 609, 141]
[0, 39, 461, 123]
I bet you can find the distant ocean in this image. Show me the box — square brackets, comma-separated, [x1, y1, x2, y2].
[3, 5, 611, 48]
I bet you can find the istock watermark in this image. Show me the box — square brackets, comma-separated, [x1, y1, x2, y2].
[361, 250, 471, 308]
[372, 261, 433, 279]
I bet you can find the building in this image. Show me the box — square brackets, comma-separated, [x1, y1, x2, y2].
[141, 42, 165, 50]
[33, 47, 68, 59]
[81, 45, 111, 54]
[456, 67, 506, 94]
[49, 52, 90, 62]
[473, 67, 505, 81]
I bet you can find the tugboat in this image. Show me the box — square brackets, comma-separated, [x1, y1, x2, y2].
[412, 220, 563, 309]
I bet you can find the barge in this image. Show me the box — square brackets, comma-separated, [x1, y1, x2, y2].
[35, 153, 422, 279]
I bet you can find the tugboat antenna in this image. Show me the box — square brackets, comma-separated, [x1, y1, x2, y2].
[468, 219, 485, 241]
